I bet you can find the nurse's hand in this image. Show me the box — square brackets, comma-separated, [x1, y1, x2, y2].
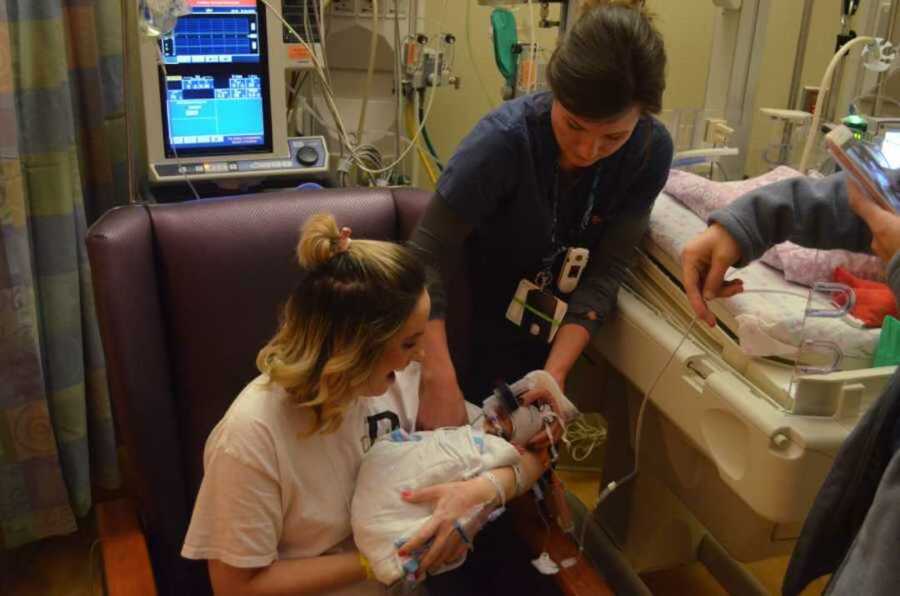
[519, 386, 564, 450]
[847, 178, 900, 263]
[398, 478, 494, 576]
[681, 223, 745, 327]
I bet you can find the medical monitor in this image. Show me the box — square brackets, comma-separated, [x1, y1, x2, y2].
[140, 0, 328, 183]
[157, 0, 272, 158]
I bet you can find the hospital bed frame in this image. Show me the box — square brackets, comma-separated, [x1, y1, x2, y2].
[568, 239, 895, 593]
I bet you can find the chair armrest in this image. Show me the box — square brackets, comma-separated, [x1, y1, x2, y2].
[96, 499, 158, 596]
[508, 494, 614, 596]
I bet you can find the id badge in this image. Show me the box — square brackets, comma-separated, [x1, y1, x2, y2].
[557, 247, 589, 294]
[505, 279, 568, 343]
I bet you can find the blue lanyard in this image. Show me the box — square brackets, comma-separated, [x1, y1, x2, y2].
[541, 166, 600, 275]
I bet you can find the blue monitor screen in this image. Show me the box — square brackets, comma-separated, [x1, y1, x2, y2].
[161, 0, 261, 65]
[165, 74, 265, 151]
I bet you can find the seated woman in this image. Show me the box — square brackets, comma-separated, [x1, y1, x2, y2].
[180, 214, 552, 595]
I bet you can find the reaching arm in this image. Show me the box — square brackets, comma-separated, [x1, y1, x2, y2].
[408, 195, 474, 428]
[684, 171, 876, 325]
[709, 171, 873, 265]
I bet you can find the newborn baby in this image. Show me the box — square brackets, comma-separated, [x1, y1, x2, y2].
[351, 370, 578, 585]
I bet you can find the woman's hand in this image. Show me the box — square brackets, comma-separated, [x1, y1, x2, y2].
[397, 478, 495, 575]
[680, 223, 745, 327]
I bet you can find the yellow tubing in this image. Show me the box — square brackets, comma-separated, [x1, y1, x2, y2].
[405, 103, 438, 185]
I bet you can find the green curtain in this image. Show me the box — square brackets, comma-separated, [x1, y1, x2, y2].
[0, 0, 123, 548]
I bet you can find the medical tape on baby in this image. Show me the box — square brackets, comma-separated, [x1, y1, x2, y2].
[452, 519, 473, 548]
[511, 462, 524, 497]
[512, 297, 564, 326]
[480, 470, 507, 507]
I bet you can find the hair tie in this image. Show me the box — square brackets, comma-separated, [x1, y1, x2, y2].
[336, 226, 352, 254]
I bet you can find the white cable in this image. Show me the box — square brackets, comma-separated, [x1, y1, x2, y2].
[313, 0, 330, 80]
[575, 313, 700, 556]
[356, 0, 379, 142]
[562, 416, 607, 462]
[262, 0, 448, 177]
[466, 0, 496, 109]
[527, 0, 537, 92]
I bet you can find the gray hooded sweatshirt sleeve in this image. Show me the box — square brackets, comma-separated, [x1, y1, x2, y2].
[708, 171, 900, 301]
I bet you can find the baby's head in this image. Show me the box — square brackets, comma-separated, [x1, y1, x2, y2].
[481, 385, 549, 446]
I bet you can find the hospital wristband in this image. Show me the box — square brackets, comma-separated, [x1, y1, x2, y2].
[358, 551, 375, 581]
[480, 471, 507, 507]
[511, 462, 524, 498]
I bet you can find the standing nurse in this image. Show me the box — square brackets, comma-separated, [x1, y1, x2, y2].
[410, 0, 674, 428]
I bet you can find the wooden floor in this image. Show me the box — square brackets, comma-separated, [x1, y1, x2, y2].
[1, 517, 104, 596]
[558, 470, 829, 596]
[1, 472, 828, 595]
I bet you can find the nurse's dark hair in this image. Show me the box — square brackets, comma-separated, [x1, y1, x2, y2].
[547, 0, 666, 120]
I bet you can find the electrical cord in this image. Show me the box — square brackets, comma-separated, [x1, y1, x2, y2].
[527, 0, 538, 93]
[466, 0, 497, 109]
[417, 89, 443, 170]
[356, 0, 379, 143]
[574, 313, 701, 557]
[561, 416, 607, 462]
[261, 0, 448, 179]
[405, 100, 438, 184]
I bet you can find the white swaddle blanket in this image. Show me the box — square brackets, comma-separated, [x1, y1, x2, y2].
[351, 426, 519, 585]
[350, 370, 580, 586]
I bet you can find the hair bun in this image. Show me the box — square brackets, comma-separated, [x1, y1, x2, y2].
[297, 213, 342, 268]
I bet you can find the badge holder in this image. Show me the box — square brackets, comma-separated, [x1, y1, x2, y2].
[506, 274, 568, 343]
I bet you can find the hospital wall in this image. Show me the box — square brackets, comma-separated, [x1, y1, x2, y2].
[421, 0, 719, 187]
[424, 1, 895, 183]
[744, 1, 840, 177]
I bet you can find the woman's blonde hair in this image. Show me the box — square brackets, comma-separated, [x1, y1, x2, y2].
[257, 213, 426, 434]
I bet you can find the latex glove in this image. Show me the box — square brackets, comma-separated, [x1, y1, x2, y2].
[680, 223, 745, 327]
[519, 384, 564, 451]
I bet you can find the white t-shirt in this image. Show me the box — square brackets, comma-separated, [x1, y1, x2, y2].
[181, 364, 421, 595]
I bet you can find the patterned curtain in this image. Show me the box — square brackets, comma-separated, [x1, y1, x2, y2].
[0, 0, 124, 548]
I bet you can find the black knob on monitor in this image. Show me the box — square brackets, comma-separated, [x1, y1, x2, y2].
[296, 145, 319, 167]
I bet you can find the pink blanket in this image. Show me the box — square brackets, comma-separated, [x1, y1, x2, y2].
[664, 167, 884, 287]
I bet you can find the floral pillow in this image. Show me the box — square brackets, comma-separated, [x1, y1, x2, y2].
[664, 167, 885, 286]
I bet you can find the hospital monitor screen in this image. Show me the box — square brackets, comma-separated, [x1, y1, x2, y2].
[157, 0, 272, 158]
[161, 0, 261, 65]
